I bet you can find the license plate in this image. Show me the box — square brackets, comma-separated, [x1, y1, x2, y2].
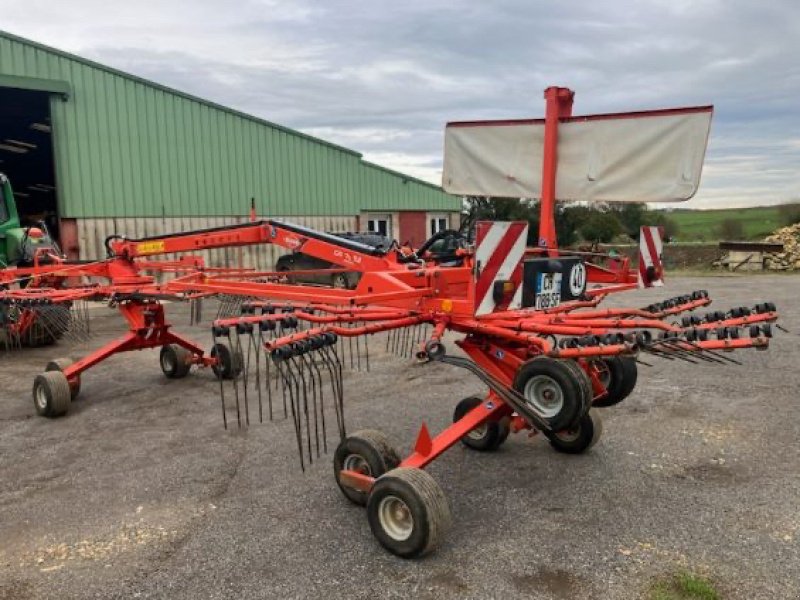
[534, 272, 562, 309]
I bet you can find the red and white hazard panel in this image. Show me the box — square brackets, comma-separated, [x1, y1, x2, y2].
[473, 221, 528, 315]
[638, 225, 665, 288]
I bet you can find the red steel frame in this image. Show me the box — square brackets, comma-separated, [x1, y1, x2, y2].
[0, 87, 778, 505]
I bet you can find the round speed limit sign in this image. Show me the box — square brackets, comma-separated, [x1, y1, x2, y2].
[568, 262, 587, 297]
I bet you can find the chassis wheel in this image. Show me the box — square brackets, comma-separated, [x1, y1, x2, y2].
[45, 357, 81, 400]
[366, 467, 451, 558]
[592, 356, 638, 408]
[160, 344, 193, 379]
[545, 411, 603, 454]
[334, 430, 401, 505]
[210, 343, 243, 380]
[453, 395, 509, 451]
[33, 371, 72, 418]
[513, 357, 589, 431]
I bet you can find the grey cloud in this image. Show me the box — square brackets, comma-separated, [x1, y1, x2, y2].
[3, 0, 799, 205]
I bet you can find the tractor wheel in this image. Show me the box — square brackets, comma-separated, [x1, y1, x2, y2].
[160, 344, 193, 379]
[45, 357, 81, 400]
[513, 357, 587, 431]
[366, 467, 451, 559]
[592, 356, 638, 408]
[33, 371, 72, 418]
[452, 395, 509, 451]
[334, 429, 400, 506]
[210, 343, 243, 380]
[545, 411, 603, 454]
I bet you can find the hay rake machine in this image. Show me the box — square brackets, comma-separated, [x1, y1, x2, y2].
[0, 86, 784, 558]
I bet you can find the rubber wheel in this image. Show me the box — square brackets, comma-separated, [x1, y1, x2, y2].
[45, 357, 81, 400]
[513, 357, 587, 431]
[366, 467, 452, 558]
[334, 429, 401, 506]
[32, 371, 72, 418]
[592, 356, 638, 408]
[545, 411, 603, 454]
[331, 273, 350, 289]
[160, 344, 193, 379]
[560, 360, 593, 414]
[452, 395, 509, 451]
[210, 342, 243, 380]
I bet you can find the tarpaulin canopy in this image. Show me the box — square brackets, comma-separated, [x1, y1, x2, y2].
[442, 106, 713, 203]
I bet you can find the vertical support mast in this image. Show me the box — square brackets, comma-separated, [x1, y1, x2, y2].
[539, 86, 574, 253]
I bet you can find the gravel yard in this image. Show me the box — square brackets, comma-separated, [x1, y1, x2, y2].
[1, 275, 798, 599]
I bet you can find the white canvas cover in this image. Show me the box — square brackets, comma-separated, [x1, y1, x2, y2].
[442, 107, 713, 202]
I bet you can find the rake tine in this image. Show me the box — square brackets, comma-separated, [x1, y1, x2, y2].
[355, 325, 362, 371]
[348, 328, 354, 369]
[299, 351, 321, 458]
[657, 338, 722, 363]
[364, 331, 370, 372]
[647, 341, 701, 363]
[308, 348, 327, 454]
[277, 357, 305, 472]
[291, 354, 312, 464]
[252, 330, 264, 423]
[213, 330, 228, 430]
[235, 329, 251, 426]
[684, 339, 742, 365]
[263, 335, 273, 421]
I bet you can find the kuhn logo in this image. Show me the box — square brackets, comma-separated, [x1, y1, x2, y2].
[284, 236, 303, 249]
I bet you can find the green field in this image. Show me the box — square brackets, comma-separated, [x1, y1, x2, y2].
[662, 205, 793, 242]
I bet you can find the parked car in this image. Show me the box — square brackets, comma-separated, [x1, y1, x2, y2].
[275, 232, 392, 289]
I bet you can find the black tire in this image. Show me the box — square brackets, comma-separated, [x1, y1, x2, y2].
[559, 360, 593, 414]
[545, 411, 603, 454]
[160, 344, 193, 379]
[210, 342, 243, 380]
[22, 304, 71, 347]
[366, 467, 451, 558]
[592, 356, 638, 408]
[513, 357, 587, 431]
[32, 371, 72, 418]
[334, 429, 400, 506]
[45, 357, 81, 400]
[453, 395, 509, 451]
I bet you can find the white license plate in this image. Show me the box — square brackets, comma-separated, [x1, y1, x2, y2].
[535, 272, 562, 309]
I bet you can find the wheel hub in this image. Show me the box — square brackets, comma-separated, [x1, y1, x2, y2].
[523, 374, 564, 418]
[378, 495, 414, 541]
[34, 385, 48, 411]
[343, 454, 371, 475]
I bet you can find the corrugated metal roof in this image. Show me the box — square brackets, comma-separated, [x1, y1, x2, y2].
[0, 30, 459, 218]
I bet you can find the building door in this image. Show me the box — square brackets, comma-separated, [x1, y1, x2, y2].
[366, 214, 392, 238]
[429, 213, 450, 236]
[0, 87, 60, 243]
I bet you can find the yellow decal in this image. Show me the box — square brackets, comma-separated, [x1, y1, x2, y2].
[441, 299, 453, 313]
[136, 241, 166, 255]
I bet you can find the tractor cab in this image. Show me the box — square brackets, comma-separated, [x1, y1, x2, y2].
[0, 173, 59, 268]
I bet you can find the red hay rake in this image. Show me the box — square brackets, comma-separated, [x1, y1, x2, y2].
[0, 87, 783, 558]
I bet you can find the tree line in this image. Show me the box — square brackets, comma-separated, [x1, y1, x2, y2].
[462, 197, 679, 246]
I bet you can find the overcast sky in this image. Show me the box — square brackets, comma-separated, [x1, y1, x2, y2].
[3, 0, 799, 208]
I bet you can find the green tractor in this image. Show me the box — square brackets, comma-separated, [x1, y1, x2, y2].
[0, 172, 70, 347]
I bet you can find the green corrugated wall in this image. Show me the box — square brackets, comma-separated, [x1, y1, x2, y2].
[0, 31, 460, 218]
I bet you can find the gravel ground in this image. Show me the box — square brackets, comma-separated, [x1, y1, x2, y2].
[0, 275, 798, 600]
